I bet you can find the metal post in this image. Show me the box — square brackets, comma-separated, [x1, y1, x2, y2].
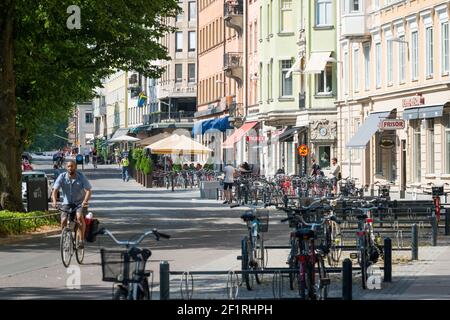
[384, 238, 392, 282]
[160, 261, 170, 300]
[445, 208, 450, 236]
[342, 258, 352, 300]
[411, 224, 419, 260]
[431, 215, 438, 246]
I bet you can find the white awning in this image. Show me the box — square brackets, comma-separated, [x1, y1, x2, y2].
[304, 51, 332, 74]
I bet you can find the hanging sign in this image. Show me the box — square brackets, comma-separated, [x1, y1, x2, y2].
[298, 144, 309, 157]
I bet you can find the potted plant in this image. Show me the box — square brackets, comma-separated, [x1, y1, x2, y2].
[141, 156, 153, 188]
[132, 148, 144, 184]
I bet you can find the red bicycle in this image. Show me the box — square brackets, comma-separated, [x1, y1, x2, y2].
[425, 182, 449, 224]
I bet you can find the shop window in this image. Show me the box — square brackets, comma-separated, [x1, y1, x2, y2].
[427, 119, 435, 174]
[413, 120, 422, 182]
[318, 145, 331, 169]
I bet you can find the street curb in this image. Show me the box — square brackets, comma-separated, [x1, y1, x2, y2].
[0, 228, 60, 245]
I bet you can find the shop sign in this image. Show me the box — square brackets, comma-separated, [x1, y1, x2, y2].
[379, 119, 405, 130]
[298, 144, 309, 157]
[379, 138, 395, 149]
[402, 95, 425, 108]
[246, 136, 266, 142]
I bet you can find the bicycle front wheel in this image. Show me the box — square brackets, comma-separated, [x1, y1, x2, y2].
[75, 228, 85, 265]
[241, 237, 255, 290]
[60, 228, 73, 268]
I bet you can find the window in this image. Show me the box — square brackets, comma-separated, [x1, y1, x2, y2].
[188, 31, 196, 51]
[281, 60, 293, 96]
[426, 27, 434, 77]
[413, 121, 421, 182]
[316, 0, 332, 27]
[411, 31, 419, 80]
[427, 119, 435, 174]
[353, 49, 359, 92]
[175, 64, 182, 83]
[269, 60, 273, 100]
[445, 114, 450, 173]
[375, 42, 381, 88]
[316, 64, 333, 94]
[387, 39, 393, 84]
[364, 44, 370, 90]
[399, 35, 406, 83]
[344, 51, 349, 95]
[268, 0, 272, 34]
[318, 146, 331, 169]
[442, 22, 449, 74]
[85, 112, 93, 124]
[351, 0, 360, 12]
[188, 1, 196, 21]
[280, 0, 292, 32]
[176, 2, 183, 22]
[188, 63, 195, 83]
[176, 31, 183, 52]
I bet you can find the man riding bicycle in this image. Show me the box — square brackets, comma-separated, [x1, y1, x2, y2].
[51, 159, 92, 249]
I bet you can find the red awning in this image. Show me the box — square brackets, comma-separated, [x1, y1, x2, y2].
[223, 122, 258, 149]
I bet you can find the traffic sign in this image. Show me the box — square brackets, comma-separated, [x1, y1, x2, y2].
[298, 144, 309, 157]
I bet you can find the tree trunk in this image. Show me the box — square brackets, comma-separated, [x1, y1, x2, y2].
[0, 0, 23, 212]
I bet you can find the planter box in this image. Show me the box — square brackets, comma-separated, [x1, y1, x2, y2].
[144, 173, 153, 188]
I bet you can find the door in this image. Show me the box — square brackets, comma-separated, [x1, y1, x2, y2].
[401, 139, 407, 193]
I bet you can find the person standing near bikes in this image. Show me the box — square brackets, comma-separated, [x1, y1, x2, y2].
[223, 162, 236, 204]
[328, 157, 341, 196]
[51, 159, 92, 249]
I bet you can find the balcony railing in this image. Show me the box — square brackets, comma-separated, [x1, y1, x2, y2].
[228, 103, 244, 118]
[224, 0, 243, 17]
[143, 111, 196, 125]
[224, 52, 243, 69]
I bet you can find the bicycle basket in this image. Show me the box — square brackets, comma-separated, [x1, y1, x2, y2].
[256, 209, 269, 233]
[100, 249, 146, 283]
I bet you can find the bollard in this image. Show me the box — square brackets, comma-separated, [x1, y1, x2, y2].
[445, 208, 450, 236]
[411, 224, 419, 260]
[431, 215, 438, 246]
[160, 261, 170, 300]
[383, 238, 392, 282]
[342, 258, 352, 300]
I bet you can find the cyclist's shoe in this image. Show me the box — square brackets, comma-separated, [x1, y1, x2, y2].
[223, 200, 229, 204]
[77, 240, 85, 249]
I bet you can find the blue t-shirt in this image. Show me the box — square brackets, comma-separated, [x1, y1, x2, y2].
[53, 171, 92, 205]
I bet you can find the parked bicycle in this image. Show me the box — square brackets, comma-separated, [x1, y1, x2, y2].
[231, 203, 269, 290]
[424, 182, 449, 224]
[96, 227, 170, 300]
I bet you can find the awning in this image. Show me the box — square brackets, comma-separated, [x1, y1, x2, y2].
[346, 111, 391, 149]
[222, 122, 258, 149]
[278, 128, 297, 143]
[193, 117, 232, 136]
[402, 105, 444, 120]
[304, 51, 332, 74]
[145, 134, 212, 155]
[110, 128, 130, 140]
[135, 132, 171, 147]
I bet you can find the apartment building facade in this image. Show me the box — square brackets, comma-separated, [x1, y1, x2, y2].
[258, 0, 338, 176]
[337, 0, 450, 196]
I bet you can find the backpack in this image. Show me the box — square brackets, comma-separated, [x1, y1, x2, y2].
[85, 219, 100, 243]
[338, 172, 342, 181]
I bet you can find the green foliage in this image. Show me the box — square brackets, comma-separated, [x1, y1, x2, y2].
[132, 148, 144, 171]
[140, 156, 153, 175]
[172, 164, 182, 172]
[27, 119, 68, 152]
[203, 164, 215, 171]
[0, 211, 59, 236]
[12, 0, 180, 148]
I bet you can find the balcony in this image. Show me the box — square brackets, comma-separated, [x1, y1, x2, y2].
[224, 52, 243, 84]
[341, 13, 370, 40]
[228, 102, 245, 127]
[143, 111, 195, 125]
[224, 0, 243, 35]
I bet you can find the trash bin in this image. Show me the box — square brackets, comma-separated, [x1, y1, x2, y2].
[27, 177, 49, 212]
[200, 181, 221, 199]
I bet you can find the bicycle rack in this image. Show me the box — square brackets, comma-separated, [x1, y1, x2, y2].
[272, 271, 284, 299]
[180, 271, 194, 300]
[393, 220, 399, 231]
[226, 271, 239, 300]
[396, 230, 404, 249]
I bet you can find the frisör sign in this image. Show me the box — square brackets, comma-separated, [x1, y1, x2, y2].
[379, 119, 405, 130]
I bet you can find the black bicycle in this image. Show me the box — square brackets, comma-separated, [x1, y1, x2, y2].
[96, 228, 170, 300]
[59, 204, 86, 268]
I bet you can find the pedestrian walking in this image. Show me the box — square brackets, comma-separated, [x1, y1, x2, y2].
[92, 147, 98, 169]
[114, 147, 121, 166]
[223, 162, 236, 204]
[121, 156, 130, 182]
[84, 149, 90, 164]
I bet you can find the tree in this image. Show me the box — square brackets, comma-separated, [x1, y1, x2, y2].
[0, 0, 179, 211]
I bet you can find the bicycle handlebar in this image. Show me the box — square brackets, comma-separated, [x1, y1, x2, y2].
[95, 228, 170, 246]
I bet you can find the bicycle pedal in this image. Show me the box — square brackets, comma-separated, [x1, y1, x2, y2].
[320, 278, 331, 286]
